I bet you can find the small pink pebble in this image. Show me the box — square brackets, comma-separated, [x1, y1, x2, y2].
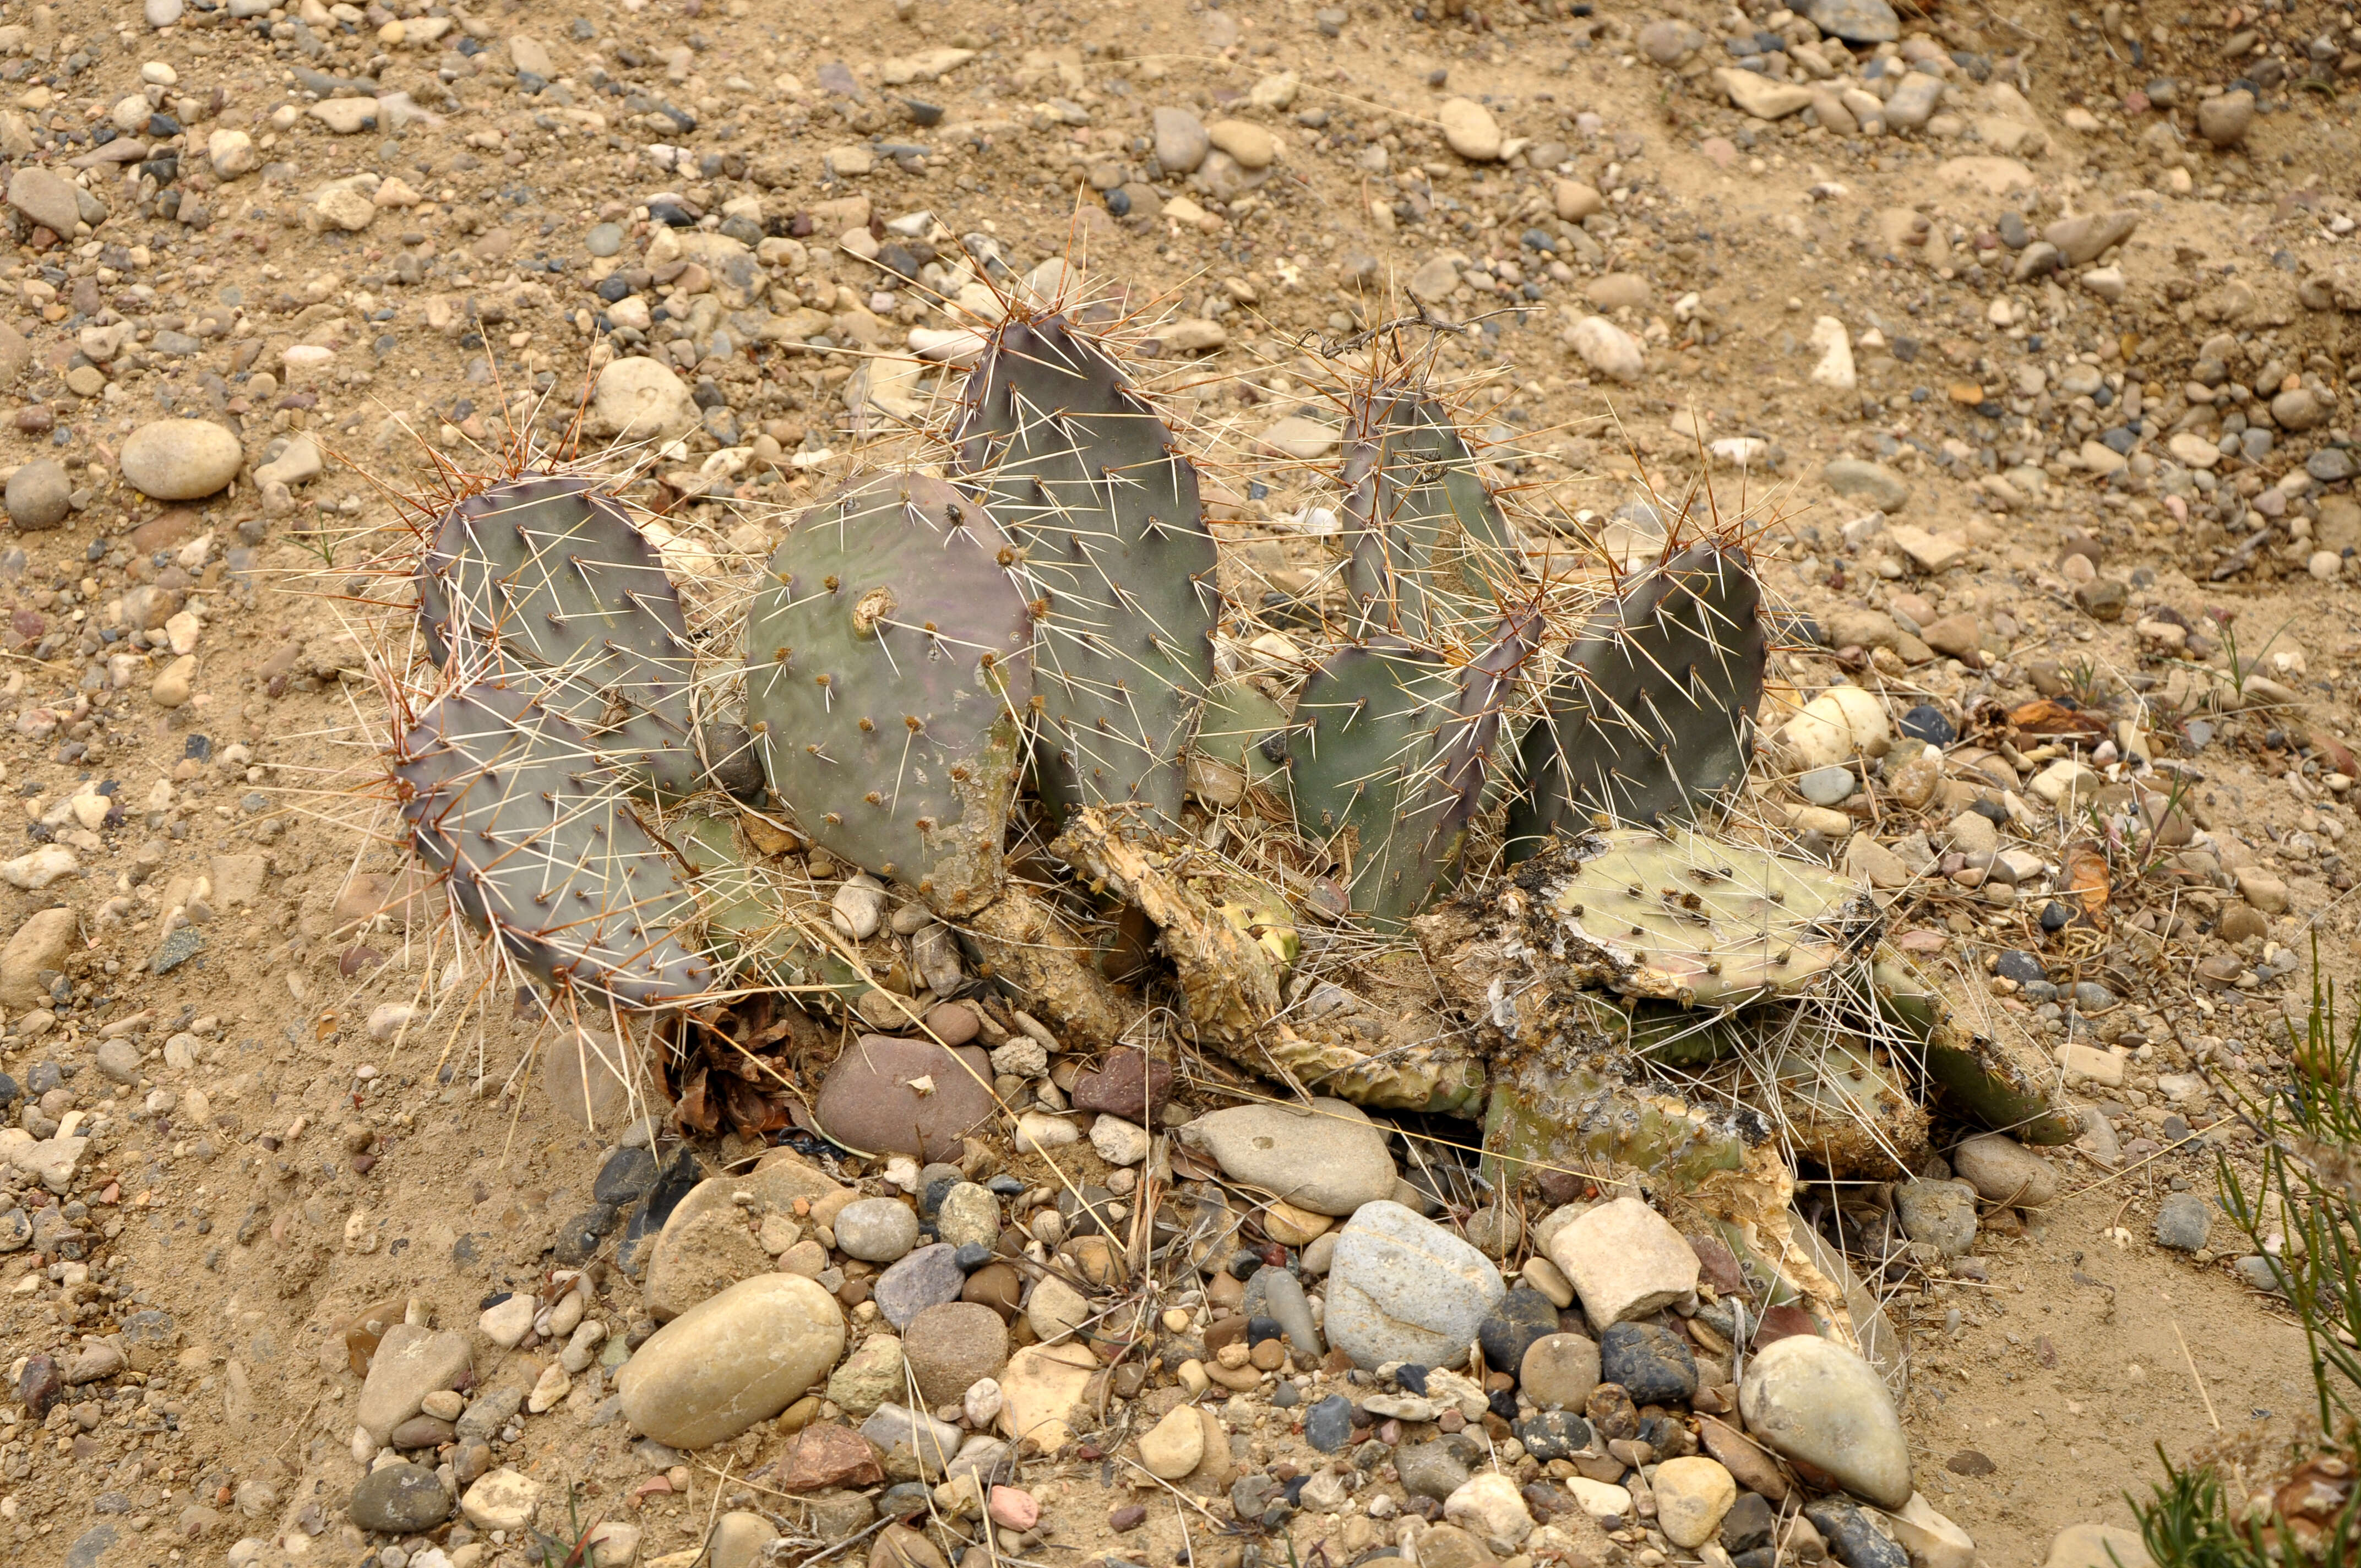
[989, 1486, 1040, 1532]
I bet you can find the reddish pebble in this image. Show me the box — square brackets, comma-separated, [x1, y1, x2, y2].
[1437, 1409, 1466, 1433]
[1109, 1505, 1147, 1532]
[14, 406, 52, 433]
[924, 1001, 979, 1046]
[352, 1155, 377, 1175]
[1378, 1419, 1402, 1445]
[987, 1486, 1039, 1531]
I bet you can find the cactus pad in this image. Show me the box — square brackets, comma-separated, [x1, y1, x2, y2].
[394, 681, 711, 1007]
[952, 312, 1219, 829]
[417, 475, 700, 797]
[1340, 384, 1524, 644]
[1538, 827, 1873, 1008]
[742, 473, 1033, 917]
[1507, 543, 1766, 851]
[1285, 613, 1537, 927]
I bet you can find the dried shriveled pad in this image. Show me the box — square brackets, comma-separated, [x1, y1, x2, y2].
[743, 472, 1033, 916]
[395, 681, 711, 1006]
[416, 474, 699, 797]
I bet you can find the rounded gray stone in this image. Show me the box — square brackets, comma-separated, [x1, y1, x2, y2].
[834, 1197, 920, 1264]
[6, 459, 69, 530]
[873, 1242, 965, 1329]
[1893, 1179, 1978, 1258]
[94, 1038, 142, 1086]
[2155, 1191, 2213, 1251]
[350, 1461, 452, 1534]
[1798, 765, 1856, 807]
[1738, 1335, 1911, 1508]
[1325, 1200, 1506, 1370]
[1177, 1096, 1396, 1217]
[586, 221, 625, 257]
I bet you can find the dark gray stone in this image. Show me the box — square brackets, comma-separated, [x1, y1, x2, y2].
[350, 1461, 453, 1534]
[2156, 1192, 2213, 1251]
[874, 1243, 965, 1329]
[1805, 1498, 1909, 1568]
[1304, 1393, 1354, 1453]
[1477, 1284, 1559, 1378]
[1597, 1321, 1697, 1405]
[1513, 1409, 1594, 1461]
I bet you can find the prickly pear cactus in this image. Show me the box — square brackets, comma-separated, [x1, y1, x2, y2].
[1508, 542, 1766, 851]
[394, 680, 712, 1007]
[742, 473, 1033, 917]
[1340, 382, 1526, 644]
[672, 813, 868, 1003]
[416, 475, 701, 798]
[1538, 826, 1873, 1007]
[1285, 613, 1537, 928]
[951, 312, 1219, 831]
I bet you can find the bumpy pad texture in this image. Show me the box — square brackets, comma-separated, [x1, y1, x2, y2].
[952, 313, 1218, 830]
[742, 473, 1033, 916]
[1509, 543, 1765, 851]
[395, 681, 710, 1006]
[1539, 826, 1872, 1008]
[416, 475, 699, 797]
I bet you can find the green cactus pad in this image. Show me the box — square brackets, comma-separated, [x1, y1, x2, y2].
[1339, 384, 1525, 644]
[1536, 827, 1874, 1008]
[1507, 542, 1766, 852]
[416, 475, 700, 798]
[742, 472, 1033, 917]
[1286, 613, 1537, 928]
[951, 312, 1219, 830]
[395, 681, 711, 1007]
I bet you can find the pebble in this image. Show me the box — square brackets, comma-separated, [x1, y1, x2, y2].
[1153, 106, 1210, 173]
[1565, 1477, 1633, 1520]
[826, 1335, 906, 1417]
[1396, 1438, 1475, 1500]
[6, 167, 78, 235]
[1569, 316, 1643, 384]
[1070, 1048, 1173, 1118]
[592, 355, 703, 440]
[1443, 1473, 1532, 1545]
[1438, 98, 1503, 161]
[1798, 765, 1857, 806]
[1652, 1456, 1738, 1549]
[1303, 1393, 1354, 1453]
[815, 1037, 997, 1162]
[350, 1462, 451, 1535]
[1476, 1284, 1560, 1376]
[146, 0, 183, 25]
[2155, 1192, 2213, 1251]
[1950, 1133, 2058, 1207]
[615, 1275, 846, 1449]
[1598, 1321, 1698, 1404]
[1544, 1196, 1699, 1331]
[1242, 1265, 1325, 1358]
[1089, 1114, 1150, 1167]
[1138, 1404, 1206, 1478]
[875, 1243, 967, 1329]
[355, 1326, 471, 1445]
[2199, 89, 2254, 148]
[459, 1468, 541, 1533]
[904, 1302, 1009, 1406]
[1519, 1333, 1601, 1410]
[1824, 458, 1912, 512]
[1807, 0, 1901, 42]
[1206, 119, 1275, 171]
[2046, 1523, 2155, 1568]
[934, 1183, 1000, 1249]
[1894, 1179, 1979, 1256]
[119, 420, 243, 500]
[836, 1198, 921, 1264]
[1325, 1200, 1506, 1369]
[1179, 1097, 1396, 1215]
[6, 459, 69, 530]
[832, 873, 887, 939]
[1738, 1335, 1912, 1507]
